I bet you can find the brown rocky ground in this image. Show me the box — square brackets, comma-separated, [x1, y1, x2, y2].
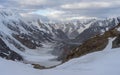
[62, 23, 120, 62]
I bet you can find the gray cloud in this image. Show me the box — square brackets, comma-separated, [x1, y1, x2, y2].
[0, 0, 120, 21]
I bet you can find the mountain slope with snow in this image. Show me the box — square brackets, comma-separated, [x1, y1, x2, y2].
[0, 9, 61, 67]
[60, 23, 120, 62]
[1, 8, 120, 69]
[1, 38, 120, 75]
[28, 17, 120, 41]
[0, 9, 53, 50]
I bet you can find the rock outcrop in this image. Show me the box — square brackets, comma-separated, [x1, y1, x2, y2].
[61, 23, 120, 62]
[0, 38, 23, 61]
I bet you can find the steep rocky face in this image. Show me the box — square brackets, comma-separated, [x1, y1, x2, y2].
[75, 18, 120, 43]
[12, 34, 42, 49]
[61, 23, 120, 62]
[33, 18, 120, 42]
[112, 35, 120, 48]
[37, 21, 70, 40]
[30, 18, 120, 58]
[0, 38, 23, 61]
[0, 9, 54, 51]
[32, 19, 96, 40]
[0, 9, 55, 62]
[112, 25, 120, 48]
[1, 8, 120, 66]
[52, 19, 120, 59]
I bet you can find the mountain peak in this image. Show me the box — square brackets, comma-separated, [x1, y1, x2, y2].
[0, 8, 19, 17]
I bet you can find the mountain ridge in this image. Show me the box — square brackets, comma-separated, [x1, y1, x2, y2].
[0, 9, 120, 68]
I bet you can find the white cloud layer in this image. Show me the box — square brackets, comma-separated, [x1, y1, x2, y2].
[61, 2, 111, 9]
[16, 0, 47, 6]
[1, 0, 120, 21]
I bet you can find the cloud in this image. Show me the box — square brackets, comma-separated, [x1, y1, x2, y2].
[65, 16, 98, 21]
[28, 9, 65, 21]
[0, 0, 120, 21]
[18, 0, 46, 5]
[61, 0, 120, 10]
[45, 10, 64, 19]
[61, 2, 111, 9]
[0, 5, 4, 8]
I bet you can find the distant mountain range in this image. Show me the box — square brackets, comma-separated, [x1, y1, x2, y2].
[0, 9, 120, 68]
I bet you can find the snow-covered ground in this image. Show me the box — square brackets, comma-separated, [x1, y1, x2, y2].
[1, 38, 120, 75]
[4, 37, 61, 67]
[0, 8, 61, 67]
[23, 43, 61, 67]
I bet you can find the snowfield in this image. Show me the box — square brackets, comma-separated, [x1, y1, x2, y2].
[23, 43, 61, 67]
[1, 38, 120, 75]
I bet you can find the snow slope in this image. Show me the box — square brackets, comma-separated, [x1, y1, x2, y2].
[0, 8, 61, 67]
[1, 38, 120, 75]
[23, 43, 61, 67]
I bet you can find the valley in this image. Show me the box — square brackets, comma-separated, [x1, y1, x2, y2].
[0, 8, 120, 75]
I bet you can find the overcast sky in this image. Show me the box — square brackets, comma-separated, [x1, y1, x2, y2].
[0, 0, 120, 21]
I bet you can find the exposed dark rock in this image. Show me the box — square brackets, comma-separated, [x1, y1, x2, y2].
[6, 35, 25, 51]
[62, 36, 108, 62]
[112, 35, 120, 48]
[75, 19, 118, 43]
[32, 64, 46, 69]
[0, 32, 25, 51]
[56, 29, 69, 40]
[53, 42, 79, 61]
[0, 38, 23, 61]
[12, 34, 42, 49]
[61, 23, 120, 62]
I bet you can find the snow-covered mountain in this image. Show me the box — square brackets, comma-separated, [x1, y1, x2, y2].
[75, 18, 120, 43]
[0, 9, 60, 67]
[61, 24, 120, 62]
[0, 8, 120, 68]
[0, 9, 53, 49]
[27, 16, 120, 42]
[50, 18, 120, 57]
[1, 38, 120, 75]
[28, 18, 96, 40]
